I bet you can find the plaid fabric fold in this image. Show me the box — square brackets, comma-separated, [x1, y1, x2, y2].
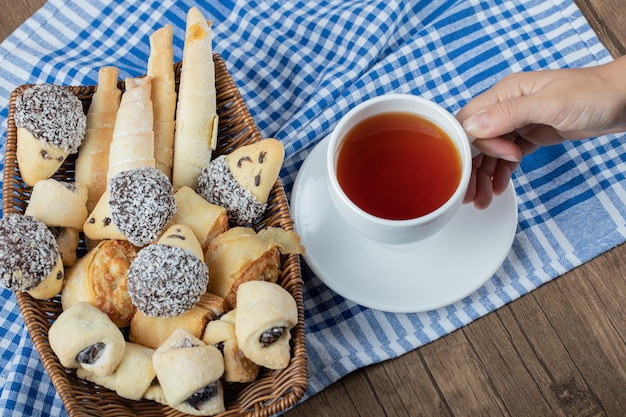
[0, 0, 622, 415]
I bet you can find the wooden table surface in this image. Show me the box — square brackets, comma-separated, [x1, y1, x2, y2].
[2, 1, 625, 417]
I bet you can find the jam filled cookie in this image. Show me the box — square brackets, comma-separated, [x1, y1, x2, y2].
[235, 281, 297, 370]
[152, 329, 225, 416]
[77, 342, 156, 401]
[49, 302, 125, 377]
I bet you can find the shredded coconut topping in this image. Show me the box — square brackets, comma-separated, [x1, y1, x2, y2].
[14, 84, 86, 154]
[109, 167, 176, 246]
[0, 214, 59, 291]
[127, 244, 209, 317]
[197, 156, 266, 226]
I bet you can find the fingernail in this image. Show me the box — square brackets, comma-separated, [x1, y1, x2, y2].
[500, 154, 520, 163]
[463, 110, 490, 137]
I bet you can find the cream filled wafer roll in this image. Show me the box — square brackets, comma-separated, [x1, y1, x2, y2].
[152, 329, 225, 416]
[75, 66, 121, 211]
[107, 76, 155, 182]
[49, 302, 125, 377]
[235, 281, 297, 370]
[147, 24, 176, 180]
[172, 6, 218, 191]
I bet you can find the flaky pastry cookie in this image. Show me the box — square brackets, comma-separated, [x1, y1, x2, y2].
[205, 226, 305, 310]
[62, 239, 137, 327]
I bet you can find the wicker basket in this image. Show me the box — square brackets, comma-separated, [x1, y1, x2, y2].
[2, 54, 308, 417]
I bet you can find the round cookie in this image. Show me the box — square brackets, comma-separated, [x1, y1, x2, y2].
[127, 244, 208, 317]
[108, 166, 176, 246]
[15, 84, 86, 154]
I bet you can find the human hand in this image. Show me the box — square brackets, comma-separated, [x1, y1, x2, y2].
[456, 56, 626, 209]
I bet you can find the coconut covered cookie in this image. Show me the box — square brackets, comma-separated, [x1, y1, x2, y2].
[0, 213, 64, 299]
[127, 225, 208, 317]
[197, 138, 284, 226]
[15, 84, 86, 186]
[108, 166, 176, 246]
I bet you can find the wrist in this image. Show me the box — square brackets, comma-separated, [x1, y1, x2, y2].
[600, 55, 626, 128]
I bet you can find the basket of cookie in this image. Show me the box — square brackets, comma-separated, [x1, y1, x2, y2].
[1, 6, 307, 417]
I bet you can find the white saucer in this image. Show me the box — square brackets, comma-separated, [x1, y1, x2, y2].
[290, 136, 518, 313]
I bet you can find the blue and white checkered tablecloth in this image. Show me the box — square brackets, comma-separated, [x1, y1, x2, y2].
[1, 0, 624, 415]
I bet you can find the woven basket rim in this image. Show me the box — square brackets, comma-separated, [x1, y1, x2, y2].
[2, 54, 308, 417]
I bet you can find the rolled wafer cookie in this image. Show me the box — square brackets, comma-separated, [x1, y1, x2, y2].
[107, 76, 155, 182]
[172, 6, 219, 191]
[75, 66, 121, 212]
[147, 24, 176, 179]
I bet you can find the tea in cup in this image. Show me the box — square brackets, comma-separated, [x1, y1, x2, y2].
[327, 94, 472, 245]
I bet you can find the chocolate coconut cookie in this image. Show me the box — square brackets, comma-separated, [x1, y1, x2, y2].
[197, 138, 284, 226]
[108, 166, 176, 246]
[127, 244, 208, 317]
[197, 155, 265, 226]
[15, 84, 86, 154]
[0, 213, 63, 299]
[15, 84, 86, 186]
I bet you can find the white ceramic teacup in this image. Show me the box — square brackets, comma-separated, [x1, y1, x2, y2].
[326, 94, 472, 245]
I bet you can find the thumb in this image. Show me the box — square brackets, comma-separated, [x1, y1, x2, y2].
[462, 96, 542, 139]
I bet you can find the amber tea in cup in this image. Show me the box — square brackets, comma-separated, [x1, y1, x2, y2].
[327, 94, 471, 245]
[335, 112, 462, 220]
